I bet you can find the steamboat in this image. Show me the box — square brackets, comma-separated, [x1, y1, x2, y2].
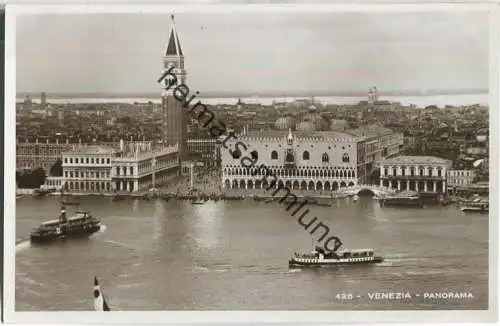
[289, 246, 384, 267]
[30, 205, 102, 244]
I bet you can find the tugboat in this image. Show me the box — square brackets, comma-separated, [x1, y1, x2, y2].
[288, 245, 384, 267]
[30, 205, 102, 244]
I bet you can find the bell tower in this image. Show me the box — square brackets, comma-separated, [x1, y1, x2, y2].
[161, 15, 187, 160]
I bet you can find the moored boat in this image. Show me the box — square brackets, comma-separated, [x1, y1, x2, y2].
[289, 246, 383, 267]
[460, 201, 488, 213]
[191, 198, 205, 205]
[380, 191, 423, 208]
[30, 206, 102, 244]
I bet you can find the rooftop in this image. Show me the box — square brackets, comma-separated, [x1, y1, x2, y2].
[63, 145, 117, 155]
[381, 155, 452, 165]
[344, 125, 394, 139]
[241, 130, 357, 140]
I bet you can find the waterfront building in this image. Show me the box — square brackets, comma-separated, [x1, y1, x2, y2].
[447, 169, 476, 188]
[111, 143, 180, 192]
[221, 125, 403, 191]
[161, 15, 187, 160]
[62, 145, 117, 193]
[379, 156, 452, 193]
[61, 141, 180, 193]
[16, 138, 74, 173]
[221, 129, 358, 191]
[41, 176, 64, 190]
[351, 125, 404, 184]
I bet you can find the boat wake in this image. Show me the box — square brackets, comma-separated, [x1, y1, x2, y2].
[97, 224, 107, 234]
[16, 240, 31, 253]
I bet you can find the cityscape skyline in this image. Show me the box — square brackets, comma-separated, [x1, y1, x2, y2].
[16, 11, 488, 95]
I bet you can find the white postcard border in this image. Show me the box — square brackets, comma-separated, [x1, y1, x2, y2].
[4, 3, 498, 324]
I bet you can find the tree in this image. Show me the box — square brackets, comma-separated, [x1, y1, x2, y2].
[16, 168, 46, 189]
[50, 159, 63, 177]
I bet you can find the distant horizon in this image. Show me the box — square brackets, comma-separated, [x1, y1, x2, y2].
[16, 88, 489, 100]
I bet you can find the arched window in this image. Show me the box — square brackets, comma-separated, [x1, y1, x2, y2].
[303, 151, 310, 160]
[271, 151, 278, 160]
[322, 153, 329, 163]
[342, 153, 349, 163]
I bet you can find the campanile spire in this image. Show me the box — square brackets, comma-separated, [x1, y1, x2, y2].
[165, 15, 183, 56]
[161, 14, 187, 161]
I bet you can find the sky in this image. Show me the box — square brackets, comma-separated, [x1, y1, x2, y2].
[15, 11, 489, 95]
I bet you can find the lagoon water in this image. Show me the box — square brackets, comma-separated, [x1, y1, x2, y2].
[17, 93, 489, 108]
[14, 195, 488, 311]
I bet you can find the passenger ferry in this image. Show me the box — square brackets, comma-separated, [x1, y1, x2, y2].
[30, 206, 102, 244]
[288, 246, 384, 267]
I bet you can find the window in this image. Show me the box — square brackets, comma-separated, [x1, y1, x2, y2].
[271, 151, 278, 160]
[86, 158, 89, 164]
[322, 153, 329, 163]
[428, 167, 433, 176]
[250, 150, 258, 161]
[107, 158, 110, 164]
[75, 158, 79, 164]
[437, 168, 442, 177]
[384, 168, 388, 176]
[393, 168, 397, 176]
[342, 153, 349, 163]
[64, 158, 68, 164]
[116, 167, 120, 176]
[91, 158, 94, 164]
[130, 167, 134, 175]
[410, 167, 415, 177]
[70, 158, 73, 164]
[303, 151, 310, 160]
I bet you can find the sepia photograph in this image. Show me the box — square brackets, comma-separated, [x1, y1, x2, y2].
[4, 3, 497, 324]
